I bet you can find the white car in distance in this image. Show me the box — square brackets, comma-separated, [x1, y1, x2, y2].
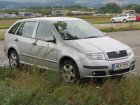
[111, 14, 136, 23]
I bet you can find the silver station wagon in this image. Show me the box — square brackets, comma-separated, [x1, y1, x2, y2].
[4, 17, 135, 82]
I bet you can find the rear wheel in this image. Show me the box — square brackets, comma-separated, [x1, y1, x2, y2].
[111, 19, 115, 23]
[60, 60, 80, 83]
[9, 50, 20, 69]
[123, 19, 127, 23]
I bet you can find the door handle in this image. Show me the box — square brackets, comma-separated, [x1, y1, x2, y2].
[32, 41, 37, 46]
[14, 39, 18, 42]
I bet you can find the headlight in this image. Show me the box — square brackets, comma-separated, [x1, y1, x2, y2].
[87, 53, 105, 60]
[126, 48, 133, 56]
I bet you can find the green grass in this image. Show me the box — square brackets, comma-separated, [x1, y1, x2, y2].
[0, 32, 5, 40]
[0, 17, 140, 32]
[0, 16, 111, 29]
[99, 23, 140, 32]
[0, 25, 11, 29]
[0, 67, 140, 105]
[75, 16, 111, 24]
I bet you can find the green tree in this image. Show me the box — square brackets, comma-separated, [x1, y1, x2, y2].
[130, 4, 140, 13]
[124, 4, 140, 13]
[99, 2, 121, 13]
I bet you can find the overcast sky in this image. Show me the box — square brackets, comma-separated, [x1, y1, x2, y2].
[0, 0, 139, 4]
[0, 0, 48, 2]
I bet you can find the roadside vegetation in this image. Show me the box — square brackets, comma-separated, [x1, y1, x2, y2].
[0, 18, 140, 35]
[0, 66, 140, 105]
[0, 16, 111, 30]
[99, 23, 140, 32]
[78, 16, 111, 24]
[0, 32, 4, 40]
[0, 19, 16, 29]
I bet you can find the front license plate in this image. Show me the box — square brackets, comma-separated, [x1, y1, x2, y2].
[112, 61, 130, 71]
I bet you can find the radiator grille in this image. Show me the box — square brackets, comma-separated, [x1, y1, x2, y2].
[107, 50, 128, 59]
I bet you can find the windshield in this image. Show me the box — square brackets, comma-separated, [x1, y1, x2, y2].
[54, 20, 104, 40]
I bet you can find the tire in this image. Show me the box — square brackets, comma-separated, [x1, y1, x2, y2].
[123, 19, 127, 23]
[111, 19, 115, 23]
[9, 50, 20, 69]
[60, 60, 80, 83]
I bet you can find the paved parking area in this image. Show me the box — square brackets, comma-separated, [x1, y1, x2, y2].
[108, 30, 140, 74]
[0, 30, 140, 74]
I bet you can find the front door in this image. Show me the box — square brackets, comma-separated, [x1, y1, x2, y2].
[31, 22, 57, 69]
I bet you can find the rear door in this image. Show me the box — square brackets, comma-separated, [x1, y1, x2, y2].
[120, 15, 127, 22]
[115, 15, 120, 22]
[5, 22, 22, 53]
[15, 21, 38, 63]
[118, 15, 124, 22]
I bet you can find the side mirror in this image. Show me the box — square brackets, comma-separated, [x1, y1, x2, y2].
[46, 37, 56, 43]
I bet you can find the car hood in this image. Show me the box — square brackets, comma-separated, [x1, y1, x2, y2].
[65, 36, 129, 53]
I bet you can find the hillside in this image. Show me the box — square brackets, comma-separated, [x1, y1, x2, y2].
[0, 0, 140, 9]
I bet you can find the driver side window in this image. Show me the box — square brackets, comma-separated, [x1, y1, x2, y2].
[36, 22, 54, 41]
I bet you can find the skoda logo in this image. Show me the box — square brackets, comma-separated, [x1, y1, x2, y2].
[116, 50, 120, 54]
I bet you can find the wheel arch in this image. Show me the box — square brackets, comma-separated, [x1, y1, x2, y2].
[7, 47, 17, 58]
[123, 19, 127, 22]
[59, 56, 78, 69]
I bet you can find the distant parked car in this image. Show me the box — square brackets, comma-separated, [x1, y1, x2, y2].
[111, 14, 136, 23]
[4, 17, 135, 83]
[136, 16, 140, 22]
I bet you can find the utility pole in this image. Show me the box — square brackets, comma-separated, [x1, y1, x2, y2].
[51, 0, 54, 16]
[62, 0, 65, 16]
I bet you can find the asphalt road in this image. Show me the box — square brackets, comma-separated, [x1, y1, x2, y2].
[0, 30, 140, 74]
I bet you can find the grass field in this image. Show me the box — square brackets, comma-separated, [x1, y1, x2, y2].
[0, 19, 16, 29]
[0, 16, 111, 29]
[0, 32, 5, 40]
[0, 17, 140, 32]
[76, 16, 111, 24]
[0, 66, 140, 105]
[99, 23, 140, 32]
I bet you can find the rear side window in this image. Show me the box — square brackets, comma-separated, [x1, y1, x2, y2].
[36, 22, 54, 41]
[8, 22, 21, 34]
[16, 21, 36, 38]
[121, 15, 127, 17]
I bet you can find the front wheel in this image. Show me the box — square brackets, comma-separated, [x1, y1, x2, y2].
[9, 50, 20, 69]
[60, 60, 80, 83]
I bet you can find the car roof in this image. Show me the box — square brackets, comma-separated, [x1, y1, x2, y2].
[18, 17, 82, 22]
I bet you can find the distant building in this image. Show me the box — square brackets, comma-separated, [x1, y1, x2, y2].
[18, 12, 32, 17]
[0, 13, 6, 18]
[51, 10, 69, 16]
[122, 10, 136, 14]
[8, 13, 17, 18]
[18, 12, 42, 17]
[0, 12, 17, 18]
[71, 11, 94, 16]
[32, 13, 42, 17]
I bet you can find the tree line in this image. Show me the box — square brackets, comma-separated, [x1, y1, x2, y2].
[0, 3, 140, 16]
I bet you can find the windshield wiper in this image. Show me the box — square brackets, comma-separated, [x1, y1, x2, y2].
[83, 36, 99, 39]
[64, 37, 79, 40]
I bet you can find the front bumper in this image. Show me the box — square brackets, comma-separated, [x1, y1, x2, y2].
[77, 55, 135, 78]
